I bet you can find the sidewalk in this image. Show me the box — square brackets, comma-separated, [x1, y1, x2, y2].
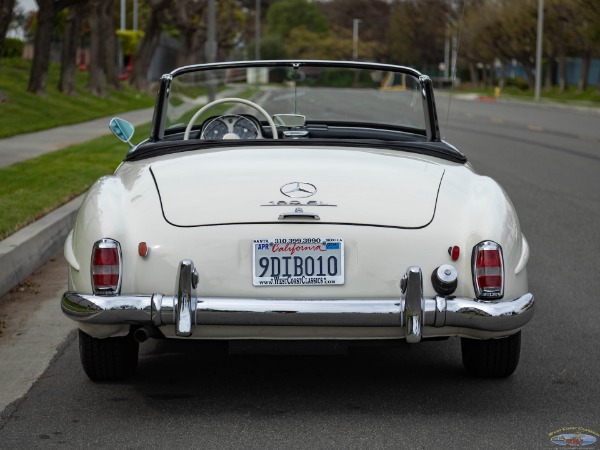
[0, 107, 154, 169]
[0, 86, 247, 297]
[0, 108, 153, 297]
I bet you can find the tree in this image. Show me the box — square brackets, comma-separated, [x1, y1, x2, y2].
[255, 34, 287, 59]
[27, 0, 82, 95]
[266, 0, 329, 41]
[238, 0, 273, 59]
[544, 0, 578, 92]
[284, 25, 347, 60]
[86, 0, 120, 95]
[0, 0, 16, 58]
[129, 0, 171, 92]
[171, 0, 245, 66]
[318, 0, 390, 62]
[102, 0, 120, 90]
[87, 0, 106, 95]
[262, 0, 341, 59]
[574, 0, 600, 91]
[215, 0, 245, 61]
[27, 0, 58, 94]
[466, 0, 537, 90]
[171, 0, 207, 67]
[58, 2, 85, 94]
[388, 0, 452, 70]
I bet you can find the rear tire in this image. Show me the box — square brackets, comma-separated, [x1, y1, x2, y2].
[79, 330, 139, 381]
[461, 331, 521, 378]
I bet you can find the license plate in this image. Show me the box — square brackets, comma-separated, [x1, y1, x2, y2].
[253, 238, 344, 286]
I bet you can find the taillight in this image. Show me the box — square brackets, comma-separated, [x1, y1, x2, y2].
[472, 241, 504, 299]
[91, 239, 121, 295]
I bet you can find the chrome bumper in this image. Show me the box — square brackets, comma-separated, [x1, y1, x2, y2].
[62, 261, 535, 342]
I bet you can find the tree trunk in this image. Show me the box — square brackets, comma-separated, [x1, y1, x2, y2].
[103, 0, 120, 90]
[468, 62, 479, 87]
[558, 52, 567, 93]
[523, 63, 535, 91]
[578, 52, 590, 93]
[27, 0, 83, 94]
[129, 0, 171, 92]
[544, 55, 554, 90]
[87, 0, 105, 96]
[58, 3, 84, 94]
[172, 0, 207, 67]
[481, 64, 487, 89]
[176, 28, 206, 67]
[0, 0, 16, 57]
[27, 0, 56, 94]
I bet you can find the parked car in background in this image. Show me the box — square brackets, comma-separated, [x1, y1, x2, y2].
[61, 60, 534, 381]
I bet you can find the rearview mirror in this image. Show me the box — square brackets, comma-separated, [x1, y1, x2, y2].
[273, 114, 306, 128]
[109, 117, 135, 148]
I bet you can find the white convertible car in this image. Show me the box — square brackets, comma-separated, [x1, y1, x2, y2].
[62, 60, 534, 380]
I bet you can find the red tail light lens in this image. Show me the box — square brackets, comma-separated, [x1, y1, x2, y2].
[472, 241, 504, 299]
[91, 239, 121, 295]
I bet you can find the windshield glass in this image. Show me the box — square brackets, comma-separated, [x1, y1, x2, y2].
[165, 63, 426, 135]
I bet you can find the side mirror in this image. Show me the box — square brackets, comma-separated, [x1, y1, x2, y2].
[109, 118, 135, 148]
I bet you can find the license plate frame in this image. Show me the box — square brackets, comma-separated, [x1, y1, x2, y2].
[253, 238, 344, 286]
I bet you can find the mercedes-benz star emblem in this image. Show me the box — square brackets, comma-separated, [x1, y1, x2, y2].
[280, 182, 317, 198]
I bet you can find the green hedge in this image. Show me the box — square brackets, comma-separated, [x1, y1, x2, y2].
[1, 38, 24, 58]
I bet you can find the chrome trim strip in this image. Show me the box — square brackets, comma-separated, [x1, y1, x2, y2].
[402, 267, 423, 343]
[434, 296, 447, 328]
[175, 260, 195, 337]
[278, 210, 321, 220]
[170, 60, 423, 80]
[62, 260, 534, 338]
[62, 293, 534, 334]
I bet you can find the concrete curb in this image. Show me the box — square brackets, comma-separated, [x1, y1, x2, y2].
[0, 195, 83, 298]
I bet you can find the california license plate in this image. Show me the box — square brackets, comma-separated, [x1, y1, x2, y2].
[253, 238, 344, 286]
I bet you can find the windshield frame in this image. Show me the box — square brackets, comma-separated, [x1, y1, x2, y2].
[149, 60, 441, 143]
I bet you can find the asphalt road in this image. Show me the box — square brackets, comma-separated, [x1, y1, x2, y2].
[1, 96, 599, 449]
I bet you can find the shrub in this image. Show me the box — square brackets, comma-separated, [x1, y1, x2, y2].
[1, 38, 25, 58]
[504, 77, 529, 90]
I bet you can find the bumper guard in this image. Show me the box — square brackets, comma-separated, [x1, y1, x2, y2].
[62, 261, 535, 342]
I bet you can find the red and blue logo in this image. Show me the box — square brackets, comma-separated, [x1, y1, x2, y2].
[551, 432, 597, 447]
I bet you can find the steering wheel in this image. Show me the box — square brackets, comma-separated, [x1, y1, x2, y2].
[183, 97, 278, 140]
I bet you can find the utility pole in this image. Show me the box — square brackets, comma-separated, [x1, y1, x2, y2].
[255, 0, 261, 60]
[119, 0, 126, 72]
[534, 0, 544, 102]
[353, 19, 361, 60]
[133, 0, 138, 31]
[206, 0, 217, 101]
[444, 30, 450, 80]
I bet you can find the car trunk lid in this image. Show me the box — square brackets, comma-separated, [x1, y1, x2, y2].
[150, 146, 444, 228]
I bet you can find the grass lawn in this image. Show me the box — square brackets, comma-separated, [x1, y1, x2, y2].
[0, 89, 257, 241]
[0, 58, 155, 138]
[0, 57, 155, 238]
[0, 124, 151, 240]
[1, 57, 596, 241]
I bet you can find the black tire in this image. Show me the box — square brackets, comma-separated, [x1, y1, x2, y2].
[78, 330, 139, 381]
[461, 331, 521, 378]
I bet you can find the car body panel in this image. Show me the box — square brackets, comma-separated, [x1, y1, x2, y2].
[151, 146, 444, 228]
[66, 148, 527, 303]
[62, 61, 533, 371]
